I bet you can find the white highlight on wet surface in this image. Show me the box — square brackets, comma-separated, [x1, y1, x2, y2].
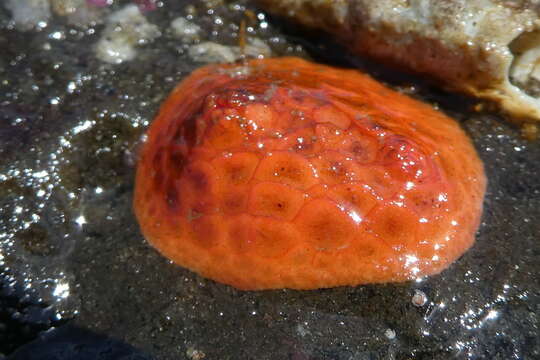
[72, 120, 94, 134]
[53, 282, 70, 299]
[49, 30, 65, 40]
[404, 254, 418, 267]
[32, 170, 48, 178]
[485, 310, 499, 320]
[75, 215, 87, 226]
[454, 341, 465, 351]
[66, 81, 77, 93]
[348, 210, 362, 224]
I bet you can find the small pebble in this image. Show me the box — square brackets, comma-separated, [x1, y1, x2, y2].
[170, 17, 201, 42]
[188, 39, 271, 64]
[95, 4, 160, 64]
[186, 347, 206, 360]
[188, 42, 237, 63]
[384, 328, 396, 339]
[412, 289, 428, 307]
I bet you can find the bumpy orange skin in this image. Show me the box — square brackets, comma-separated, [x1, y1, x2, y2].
[133, 57, 486, 290]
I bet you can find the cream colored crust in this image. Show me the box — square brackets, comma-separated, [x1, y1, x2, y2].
[257, 0, 540, 122]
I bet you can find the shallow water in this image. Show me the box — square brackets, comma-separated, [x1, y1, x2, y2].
[0, 1, 539, 359]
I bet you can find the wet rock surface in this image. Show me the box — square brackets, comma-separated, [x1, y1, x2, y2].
[0, 1, 538, 359]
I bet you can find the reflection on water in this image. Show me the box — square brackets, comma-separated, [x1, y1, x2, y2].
[0, 0, 539, 359]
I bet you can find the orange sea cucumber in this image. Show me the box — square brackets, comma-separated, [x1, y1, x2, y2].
[133, 57, 486, 290]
